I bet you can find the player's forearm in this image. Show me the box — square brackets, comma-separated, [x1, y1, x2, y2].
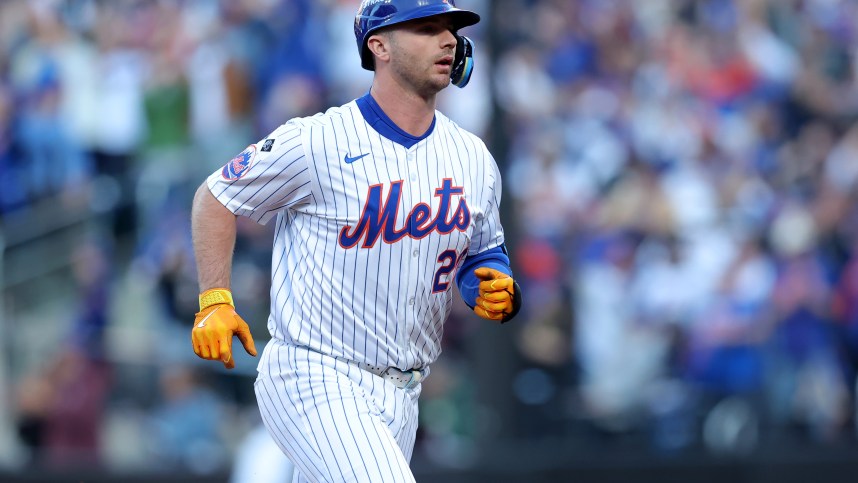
[192, 182, 237, 292]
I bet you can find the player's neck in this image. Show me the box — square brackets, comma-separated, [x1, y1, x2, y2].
[370, 81, 436, 137]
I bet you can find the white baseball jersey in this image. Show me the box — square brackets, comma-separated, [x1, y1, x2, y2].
[207, 93, 505, 372]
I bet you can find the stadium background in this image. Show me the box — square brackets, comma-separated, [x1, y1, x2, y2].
[1, 0, 858, 481]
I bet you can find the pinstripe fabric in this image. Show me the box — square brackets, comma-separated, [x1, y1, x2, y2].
[206, 98, 504, 371]
[256, 340, 420, 483]
[207, 95, 504, 481]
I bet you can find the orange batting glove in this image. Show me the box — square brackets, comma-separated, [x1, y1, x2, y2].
[192, 288, 257, 369]
[473, 267, 522, 323]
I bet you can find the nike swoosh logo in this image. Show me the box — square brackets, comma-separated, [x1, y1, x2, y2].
[344, 153, 370, 164]
[196, 306, 222, 328]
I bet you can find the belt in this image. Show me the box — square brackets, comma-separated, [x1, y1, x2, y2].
[349, 360, 425, 390]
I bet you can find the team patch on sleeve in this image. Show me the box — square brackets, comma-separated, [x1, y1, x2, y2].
[221, 145, 257, 180]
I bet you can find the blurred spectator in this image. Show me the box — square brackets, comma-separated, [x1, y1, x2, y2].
[6, 3, 92, 208]
[15, 345, 111, 468]
[148, 366, 227, 474]
[13, 238, 113, 467]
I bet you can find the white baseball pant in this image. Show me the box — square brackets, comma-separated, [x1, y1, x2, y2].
[255, 340, 422, 483]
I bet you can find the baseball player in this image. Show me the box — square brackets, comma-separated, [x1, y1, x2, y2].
[190, 1, 522, 481]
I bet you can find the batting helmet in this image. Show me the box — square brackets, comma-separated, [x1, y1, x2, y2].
[354, 0, 480, 86]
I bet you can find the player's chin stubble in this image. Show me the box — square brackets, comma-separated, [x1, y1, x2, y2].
[391, 53, 449, 98]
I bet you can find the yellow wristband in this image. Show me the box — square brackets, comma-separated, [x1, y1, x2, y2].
[199, 288, 235, 311]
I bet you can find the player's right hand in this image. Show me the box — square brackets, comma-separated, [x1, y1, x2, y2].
[192, 301, 257, 370]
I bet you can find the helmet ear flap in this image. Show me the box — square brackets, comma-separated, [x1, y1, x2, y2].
[450, 34, 475, 88]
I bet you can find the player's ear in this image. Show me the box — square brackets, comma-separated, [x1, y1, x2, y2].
[367, 32, 391, 67]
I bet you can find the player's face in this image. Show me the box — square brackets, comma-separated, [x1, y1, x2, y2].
[386, 16, 457, 96]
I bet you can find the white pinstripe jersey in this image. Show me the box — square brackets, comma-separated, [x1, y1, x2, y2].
[207, 94, 504, 371]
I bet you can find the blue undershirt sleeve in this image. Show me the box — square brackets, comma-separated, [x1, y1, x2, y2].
[455, 245, 512, 308]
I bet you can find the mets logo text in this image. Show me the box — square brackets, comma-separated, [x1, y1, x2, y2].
[339, 179, 470, 249]
[222, 145, 257, 180]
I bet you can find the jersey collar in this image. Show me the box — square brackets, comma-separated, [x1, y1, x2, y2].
[356, 92, 436, 149]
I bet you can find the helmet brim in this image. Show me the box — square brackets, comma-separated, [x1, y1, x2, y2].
[406, 7, 480, 30]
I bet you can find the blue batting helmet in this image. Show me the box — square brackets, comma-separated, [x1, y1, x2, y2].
[354, 0, 480, 71]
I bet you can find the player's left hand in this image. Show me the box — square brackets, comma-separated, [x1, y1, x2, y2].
[192, 303, 258, 369]
[473, 267, 521, 323]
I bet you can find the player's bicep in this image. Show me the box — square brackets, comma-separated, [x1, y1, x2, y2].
[207, 123, 313, 224]
[468, 152, 505, 255]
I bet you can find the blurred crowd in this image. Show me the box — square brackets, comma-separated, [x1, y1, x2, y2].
[499, 0, 858, 454]
[1, 0, 858, 477]
[0, 0, 371, 474]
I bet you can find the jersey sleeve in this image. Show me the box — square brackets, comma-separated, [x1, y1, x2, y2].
[206, 122, 312, 224]
[469, 147, 505, 255]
